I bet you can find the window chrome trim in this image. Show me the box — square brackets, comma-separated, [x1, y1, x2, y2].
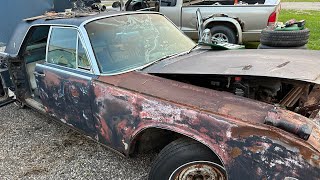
[46, 26, 96, 74]
[78, 26, 101, 75]
[77, 34, 91, 71]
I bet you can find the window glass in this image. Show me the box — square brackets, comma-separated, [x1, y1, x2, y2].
[86, 14, 195, 74]
[47, 28, 77, 68]
[24, 26, 50, 64]
[161, 0, 177, 6]
[78, 39, 91, 70]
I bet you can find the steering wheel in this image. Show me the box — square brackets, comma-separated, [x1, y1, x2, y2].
[126, 0, 149, 11]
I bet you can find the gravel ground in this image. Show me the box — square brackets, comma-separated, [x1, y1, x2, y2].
[0, 104, 154, 180]
[281, 2, 320, 10]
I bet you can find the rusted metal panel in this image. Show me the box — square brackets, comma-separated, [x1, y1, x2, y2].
[97, 72, 273, 124]
[36, 65, 97, 137]
[143, 49, 320, 84]
[91, 71, 320, 179]
[265, 107, 313, 140]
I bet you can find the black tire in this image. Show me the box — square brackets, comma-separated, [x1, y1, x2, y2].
[101, 6, 106, 11]
[258, 44, 307, 49]
[0, 83, 8, 102]
[210, 25, 237, 44]
[148, 138, 226, 180]
[260, 28, 310, 47]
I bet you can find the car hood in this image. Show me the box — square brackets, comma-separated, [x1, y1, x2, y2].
[143, 49, 320, 84]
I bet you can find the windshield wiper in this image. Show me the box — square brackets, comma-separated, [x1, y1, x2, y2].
[188, 44, 201, 54]
[139, 52, 186, 71]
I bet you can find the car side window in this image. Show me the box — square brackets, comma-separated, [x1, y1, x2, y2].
[77, 38, 91, 70]
[47, 28, 77, 68]
[161, 0, 177, 7]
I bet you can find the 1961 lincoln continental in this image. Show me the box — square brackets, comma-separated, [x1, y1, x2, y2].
[0, 11, 319, 179]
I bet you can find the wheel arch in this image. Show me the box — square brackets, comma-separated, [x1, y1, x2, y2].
[203, 18, 243, 44]
[128, 126, 226, 168]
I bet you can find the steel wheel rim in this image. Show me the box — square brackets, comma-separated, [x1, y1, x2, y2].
[169, 161, 227, 180]
[211, 33, 229, 44]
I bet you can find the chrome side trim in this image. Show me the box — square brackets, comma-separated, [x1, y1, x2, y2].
[36, 63, 92, 80]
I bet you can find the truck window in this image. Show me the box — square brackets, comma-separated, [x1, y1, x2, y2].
[47, 27, 77, 68]
[161, 0, 177, 6]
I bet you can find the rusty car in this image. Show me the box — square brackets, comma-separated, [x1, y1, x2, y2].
[0, 11, 319, 180]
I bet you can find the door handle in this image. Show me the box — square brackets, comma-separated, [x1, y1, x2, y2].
[33, 71, 46, 77]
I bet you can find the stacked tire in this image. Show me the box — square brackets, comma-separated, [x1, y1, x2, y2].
[258, 28, 310, 49]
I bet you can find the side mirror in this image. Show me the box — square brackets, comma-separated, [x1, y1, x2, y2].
[112, 1, 122, 8]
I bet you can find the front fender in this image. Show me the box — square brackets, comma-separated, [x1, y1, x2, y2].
[203, 17, 243, 44]
[92, 75, 319, 179]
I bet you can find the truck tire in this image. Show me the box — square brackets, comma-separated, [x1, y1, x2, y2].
[260, 28, 309, 47]
[210, 25, 237, 44]
[258, 44, 307, 49]
[148, 138, 226, 180]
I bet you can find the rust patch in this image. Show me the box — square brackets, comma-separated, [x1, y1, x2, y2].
[247, 145, 265, 153]
[231, 147, 242, 158]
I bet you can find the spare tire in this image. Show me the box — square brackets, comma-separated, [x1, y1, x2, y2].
[258, 44, 307, 49]
[260, 28, 310, 47]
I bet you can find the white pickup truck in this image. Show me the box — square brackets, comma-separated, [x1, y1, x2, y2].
[120, 0, 281, 44]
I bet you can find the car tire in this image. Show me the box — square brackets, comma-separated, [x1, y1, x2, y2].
[260, 28, 310, 47]
[148, 138, 226, 180]
[210, 25, 237, 44]
[0, 83, 8, 102]
[258, 44, 307, 49]
[101, 6, 106, 11]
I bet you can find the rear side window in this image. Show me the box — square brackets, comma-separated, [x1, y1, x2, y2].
[47, 28, 77, 68]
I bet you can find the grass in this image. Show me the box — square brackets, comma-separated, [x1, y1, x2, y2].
[278, 10, 320, 50]
[281, 0, 318, 2]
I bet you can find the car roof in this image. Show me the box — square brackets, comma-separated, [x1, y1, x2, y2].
[25, 11, 158, 27]
[5, 11, 160, 55]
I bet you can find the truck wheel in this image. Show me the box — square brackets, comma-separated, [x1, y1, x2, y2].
[148, 138, 226, 180]
[211, 25, 237, 44]
[260, 28, 309, 47]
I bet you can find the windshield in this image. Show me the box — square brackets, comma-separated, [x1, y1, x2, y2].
[85, 13, 195, 74]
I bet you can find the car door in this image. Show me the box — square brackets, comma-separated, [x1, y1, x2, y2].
[0, 52, 15, 106]
[34, 26, 97, 137]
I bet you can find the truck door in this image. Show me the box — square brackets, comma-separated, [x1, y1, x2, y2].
[159, 0, 182, 27]
[34, 27, 97, 137]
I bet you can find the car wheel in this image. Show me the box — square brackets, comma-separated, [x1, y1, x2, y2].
[101, 5, 106, 11]
[210, 25, 237, 44]
[0, 83, 8, 102]
[148, 138, 226, 180]
[260, 28, 310, 47]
